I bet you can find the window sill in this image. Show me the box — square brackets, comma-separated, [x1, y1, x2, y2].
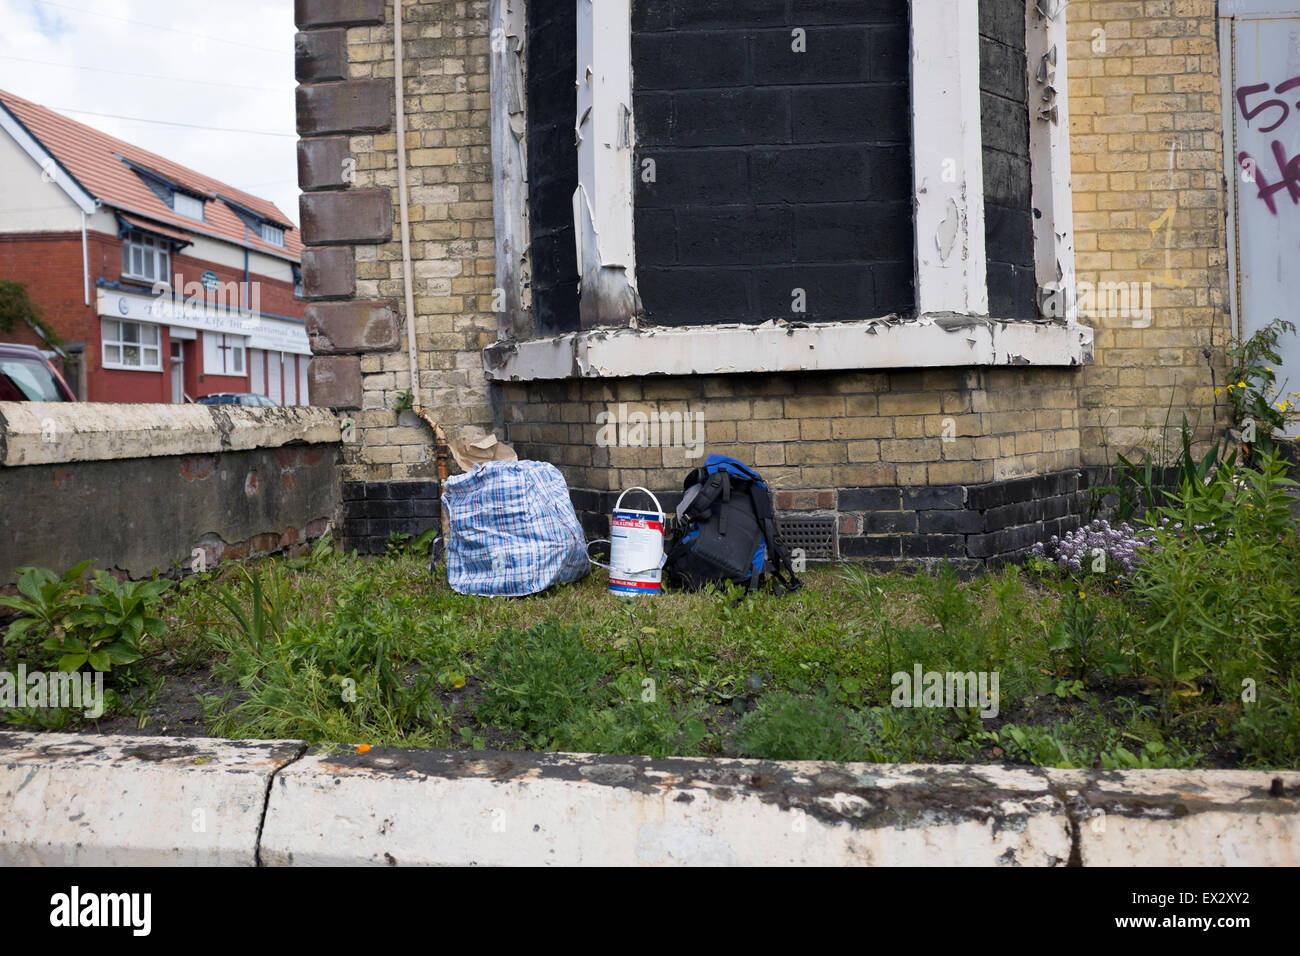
[101, 363, 163, 373]
[482, 315, 1094, 382]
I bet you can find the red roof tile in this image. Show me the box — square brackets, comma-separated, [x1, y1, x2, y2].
[0, 88, 302, 261]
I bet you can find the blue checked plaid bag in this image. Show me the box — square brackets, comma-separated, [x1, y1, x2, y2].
[438, 460, 590, 597]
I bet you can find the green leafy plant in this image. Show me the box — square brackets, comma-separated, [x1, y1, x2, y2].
[1224, 317, 1297, 462]
[1044, 587, 1103, 682]
[48, 572, 170, 672]
[204, 567, 452, 745]
[0, 561, 94, 656]
[556, 673, 710, 758]
[0, 279, 62, 345]
[737, 690, 866, 761]
[475, 621, 614, 747]
[1127, 451, 1300, 721]
[975, 723, 1077, 768]
[0, 562, 168, 673]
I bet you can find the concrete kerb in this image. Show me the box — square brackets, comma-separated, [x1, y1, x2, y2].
[2, 732, 1297, 866]
[0, 732, 306, 865]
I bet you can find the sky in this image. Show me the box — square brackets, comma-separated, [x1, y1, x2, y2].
[0, 0, 300, 224]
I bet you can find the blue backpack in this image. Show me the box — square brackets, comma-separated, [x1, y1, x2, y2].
[664, 455, 802, 596]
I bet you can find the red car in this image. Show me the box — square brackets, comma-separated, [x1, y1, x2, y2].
[0, 343, 77, 401]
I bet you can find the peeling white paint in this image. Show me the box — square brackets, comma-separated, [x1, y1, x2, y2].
[489, 0, 532, 340]
[911, 0, 988, 316]
[1027, 0, 1076, 312]
[573, 0, 641, 328]
[483, 315, 1093, 381]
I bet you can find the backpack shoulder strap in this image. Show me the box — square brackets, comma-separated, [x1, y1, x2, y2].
[746, 482, 802, 594]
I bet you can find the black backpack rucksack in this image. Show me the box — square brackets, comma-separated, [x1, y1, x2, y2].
[665, 455, 802, 596]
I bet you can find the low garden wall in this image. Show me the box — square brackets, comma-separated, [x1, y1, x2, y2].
[0, 402, 343, 585]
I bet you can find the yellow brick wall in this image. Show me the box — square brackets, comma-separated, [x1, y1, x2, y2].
[499, 367, 1083, 496]
[1066, 0, 1230, 466]
[339, 1, 497, 484]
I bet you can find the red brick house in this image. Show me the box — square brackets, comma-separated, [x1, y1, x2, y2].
[0, 89, 310, 404]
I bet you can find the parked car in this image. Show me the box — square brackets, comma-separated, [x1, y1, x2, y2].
[194, 392, 278, 407]
[0, 342, 76, 401]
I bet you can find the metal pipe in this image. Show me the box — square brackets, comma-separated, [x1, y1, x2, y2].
[80, 210, 90, 306]
[393, 0, 450, 528]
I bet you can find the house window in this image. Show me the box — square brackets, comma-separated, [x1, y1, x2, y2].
[260, 222, 285, 247]
[121, 231, 170, 284]
[292, 266, 304, 298]
[172, 192, 205, 220]
[203, 332, 246, 376]
[102, 319, 162, 370]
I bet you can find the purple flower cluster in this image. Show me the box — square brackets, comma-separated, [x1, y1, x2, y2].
[1032, 518, 1154, 576]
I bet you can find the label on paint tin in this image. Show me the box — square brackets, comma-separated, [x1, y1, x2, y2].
[609, 508, 664, 595]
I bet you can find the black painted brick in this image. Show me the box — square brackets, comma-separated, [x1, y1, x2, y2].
[862, 510, 918, 534]
[984, 500, 1040, 532]
[751, 27, 871, 86]
[903, 486, 966, 510]
[901, 534, 967, 558]
[840, 487, 903, 510]
[917, 510, 983, 534]
[839, 535, 903, 558]
[674, 89, 789, 146]
[636, 33, 749, 90]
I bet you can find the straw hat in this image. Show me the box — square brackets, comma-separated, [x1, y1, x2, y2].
[449, 426, 517, 471]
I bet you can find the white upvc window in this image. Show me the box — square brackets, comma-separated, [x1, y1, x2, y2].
[101, 319, 162, 371]
[203, 332, 246, 376]
[172, 192, 205, 220]
[121, 231, 170, 284]
[260, 222, 285, 246]
[484, 0, 1090, 380]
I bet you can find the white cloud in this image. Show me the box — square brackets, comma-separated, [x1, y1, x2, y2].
[0, 0, 300, 224]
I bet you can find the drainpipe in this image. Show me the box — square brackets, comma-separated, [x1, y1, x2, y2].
[80, 210, 90, 306]
[393, 0, 450, 529]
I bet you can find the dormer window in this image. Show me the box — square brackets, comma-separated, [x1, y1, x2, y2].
[172, 192, 205, 221]
[121, 230, 170, 284]
[260, 222, 285, 247]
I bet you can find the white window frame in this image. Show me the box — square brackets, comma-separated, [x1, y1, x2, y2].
[101, 318, 162, 371]
[121, 230, 171, 285]
[205, 332, 247, 376]
[260, 222, 285, 247]
[483, 0, 1091, 381]
[172, 192, 205, 221]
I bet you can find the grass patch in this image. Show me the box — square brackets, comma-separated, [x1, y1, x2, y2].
[4, 445, 1297, 770]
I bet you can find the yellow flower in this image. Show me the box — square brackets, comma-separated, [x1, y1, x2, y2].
[1227, 384, 1235, 390]
[1078, 591, 1086, 600]
[1238, 381, 1247, 388]
[1214, 387, 1222, 395]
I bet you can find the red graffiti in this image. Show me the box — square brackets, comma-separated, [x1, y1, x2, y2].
[1238, 141, 1300, 216]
